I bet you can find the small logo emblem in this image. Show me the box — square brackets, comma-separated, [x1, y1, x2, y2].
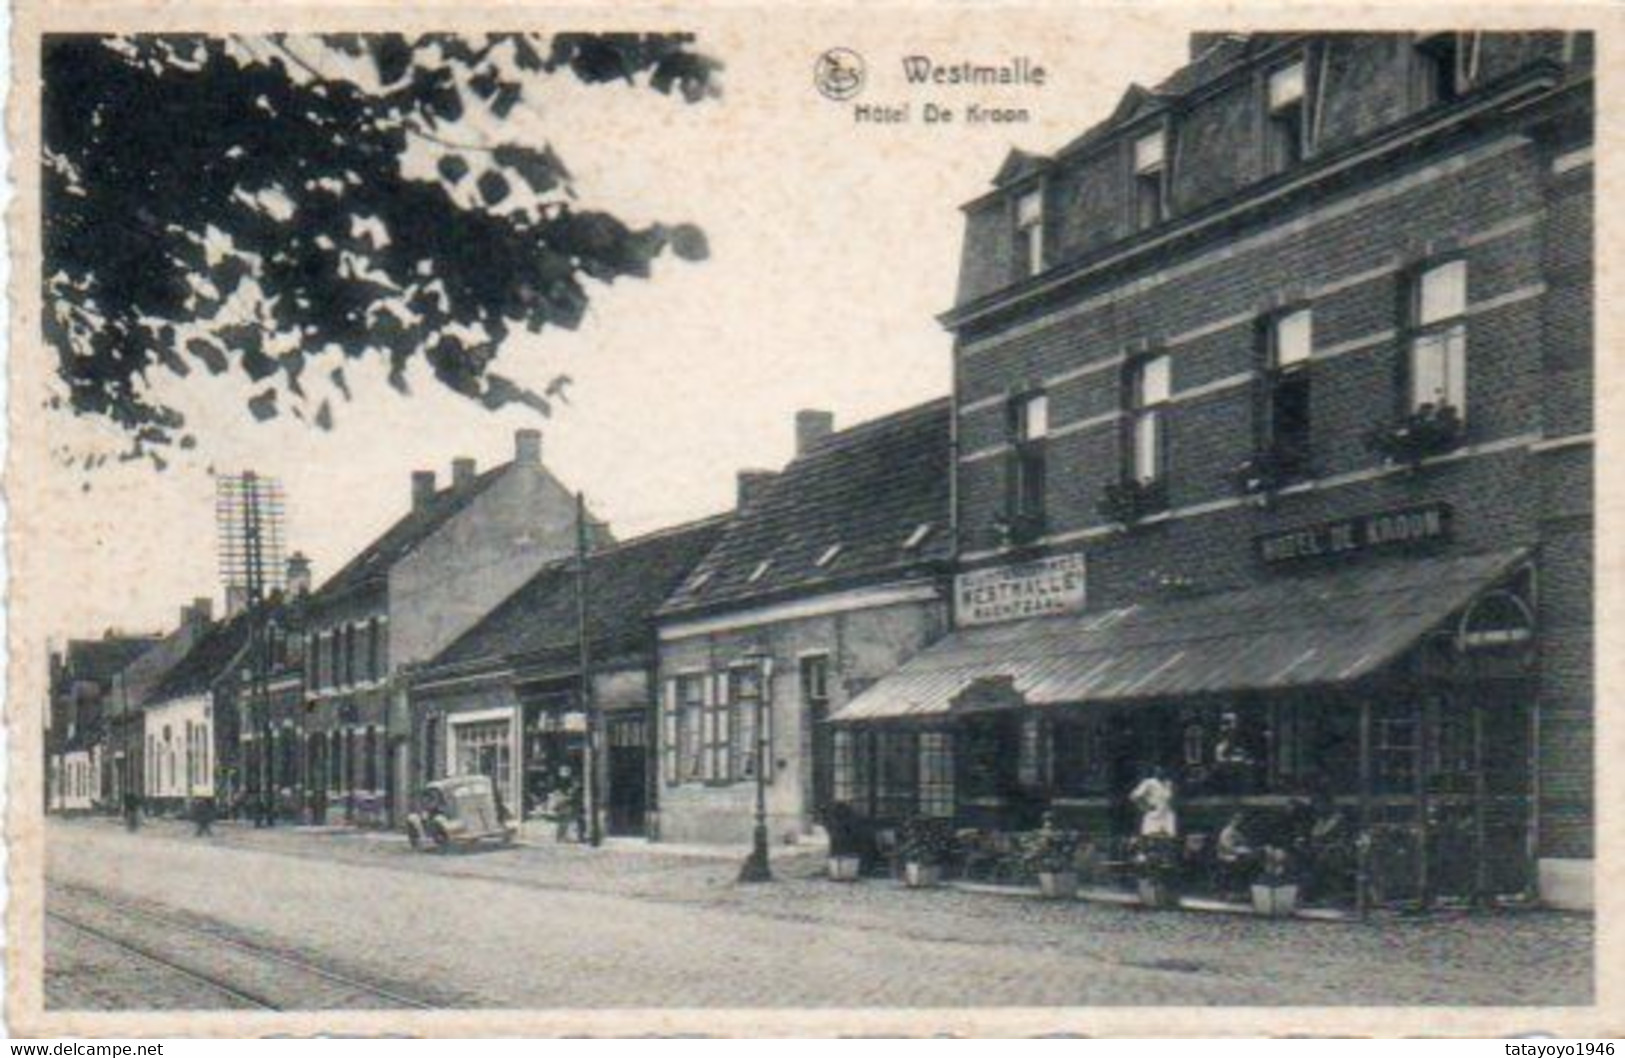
[814, 48, 866, 101]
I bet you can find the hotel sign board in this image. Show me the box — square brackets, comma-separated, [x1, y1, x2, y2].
[956, 552, 1087, 626]
[1256, 503, 1453, 566]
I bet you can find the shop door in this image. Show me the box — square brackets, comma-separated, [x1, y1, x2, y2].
[606, 716, 648, 836]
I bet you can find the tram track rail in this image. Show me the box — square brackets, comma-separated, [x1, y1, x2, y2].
[48, 882, 440, 1011]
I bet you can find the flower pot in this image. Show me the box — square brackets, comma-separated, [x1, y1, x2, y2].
[1251, 883, 1299, 917]
[903, 862, 941, 888]
[1137, 876, 1177, 909]
[1038, 870, 1079, 899]
[828, 854, 862, 882]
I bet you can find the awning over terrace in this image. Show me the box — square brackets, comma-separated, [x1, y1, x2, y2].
[831, 549, 1530, 724]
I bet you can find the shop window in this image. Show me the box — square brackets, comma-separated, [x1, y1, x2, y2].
[875, 731, 917, 820]
[1409, 260, 1469, 419]
[1415, 32, 1479, 107]
[1375, 716, 1417, 794]
[730, 665, 770, 782]
[960, 715, 1019, 800]
[671, 675, 704, 783]
[1263, 308, 1314, 478]
[1051, 718, 1108, 796]
[1014, 188, 1043, 278]
[1265, 59, 1308, 173]
[1017, 715, 1050, 788]
[1004, 391, 1048, 538]
[453, 719, 511, 797]
[832, 728, 857, 805]
[1125, 354, 1171, 490]
[918, 732, 955, 818]
[1133, 130, 1167, 229]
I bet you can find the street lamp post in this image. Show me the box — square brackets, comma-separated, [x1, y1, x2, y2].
[738, 653, 773, 884]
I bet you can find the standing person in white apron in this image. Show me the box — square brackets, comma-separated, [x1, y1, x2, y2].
[1130, 765, 1178, 838]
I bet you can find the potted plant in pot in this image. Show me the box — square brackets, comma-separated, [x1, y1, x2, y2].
[899, 815, 955, 889]
[1131, 834, 1183, 909]
[1021, 815, 1082, 899]
[1251, 845, 1300, 917]
[823, 801, 865, 882]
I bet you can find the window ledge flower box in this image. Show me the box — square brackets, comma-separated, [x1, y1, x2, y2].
[1364, 403, 1464, 467]
[1228, 449, 1310, 503]
[1098, 478, 1168, 527]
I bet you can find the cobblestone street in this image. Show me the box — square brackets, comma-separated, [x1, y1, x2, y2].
[44, 817, 1590, 1009]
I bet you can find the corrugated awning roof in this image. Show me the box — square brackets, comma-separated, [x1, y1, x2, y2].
[832, 549, 1529, 724]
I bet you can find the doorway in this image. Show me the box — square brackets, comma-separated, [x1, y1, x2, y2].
[606, 715, 648, 836]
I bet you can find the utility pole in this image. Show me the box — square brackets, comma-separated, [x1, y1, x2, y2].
[575, 492, 602, 847]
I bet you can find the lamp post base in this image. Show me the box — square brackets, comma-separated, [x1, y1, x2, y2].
[738, 824, 773, 883]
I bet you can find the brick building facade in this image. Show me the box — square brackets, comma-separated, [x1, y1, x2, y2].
[835, 33, 1593, 908]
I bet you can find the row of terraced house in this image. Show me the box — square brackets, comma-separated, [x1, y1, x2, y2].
[46, 32, 1593, 910]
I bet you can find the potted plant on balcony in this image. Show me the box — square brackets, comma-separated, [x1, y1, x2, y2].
[1131, 834, 1183, 909]
[1098, 477, 1168, 528]
[1228, 447, 1307, 506]
[823, 801, 865, 882]
[899, 815, 955, 889]
[1021, 814, 1082, 899]
[1363, 402, 1464, 468]
[1251, 845, 1301, 917]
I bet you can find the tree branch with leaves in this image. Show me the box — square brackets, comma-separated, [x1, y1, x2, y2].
[43, 32, 719, 468]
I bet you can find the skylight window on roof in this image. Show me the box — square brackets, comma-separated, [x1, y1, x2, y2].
[816, 543, 843, 568]
[902, 523, 934, 550]
[747, 560, 773, 584]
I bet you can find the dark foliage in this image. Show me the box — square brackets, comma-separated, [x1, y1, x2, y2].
[43, 33, 719, 465]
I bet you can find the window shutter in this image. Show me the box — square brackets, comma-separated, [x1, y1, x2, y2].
[716, 673, 734, 781]
[661, 679, 678, 786]
[761, 681, 775, 785]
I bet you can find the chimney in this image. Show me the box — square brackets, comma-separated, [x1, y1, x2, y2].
[737, 469, 778, 510]
[1188, 31, 1244, 60]
[451, 457, 477, 488]
[411, 470, 437, 510]
[795, 409, 835, 456]
[184, 597, 212, 630]
[225, 584, 249, 619]
[286, 552, 312, 596]
[514, 428, 542, 466]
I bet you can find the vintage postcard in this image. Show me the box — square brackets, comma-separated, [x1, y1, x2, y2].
[5, 0, 1619, 1038]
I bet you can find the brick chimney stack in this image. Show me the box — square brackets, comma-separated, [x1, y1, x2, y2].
[737, 469, 778, 510]
[515, 429, 542, 466]
[795, 409, 835, 456]
[411, 470, 437, 510]
[452, 457, 477, 489]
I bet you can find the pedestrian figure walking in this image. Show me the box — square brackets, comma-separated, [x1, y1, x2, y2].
[192, 794, 216, 837]
[123, 790, 141, 832]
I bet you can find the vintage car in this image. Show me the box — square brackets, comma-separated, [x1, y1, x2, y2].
[403, 774, 518, 851]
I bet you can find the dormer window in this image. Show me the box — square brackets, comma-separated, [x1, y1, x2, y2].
[1133, 130, 1167, 229]
[902, 523, 934, 551]
[1014, 189, 1044, 278]
[1415, 32, 1480, 107]
[1266, 60, 1308, 173]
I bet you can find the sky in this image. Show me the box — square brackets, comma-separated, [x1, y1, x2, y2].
[29, 15, 1191, 646]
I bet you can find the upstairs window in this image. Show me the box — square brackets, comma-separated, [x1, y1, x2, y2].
[1014, 189, 1044, 278]
[1410, 260, 1469, 417]
[1127, 354, 1171, 485]
[1263, 308, 1314, 478]
[1133, 130, 1167, 229]
[1004, 391, 1048, 536]
[1415, 32, 1480, 106]
[1266, 60, 1308, 173]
